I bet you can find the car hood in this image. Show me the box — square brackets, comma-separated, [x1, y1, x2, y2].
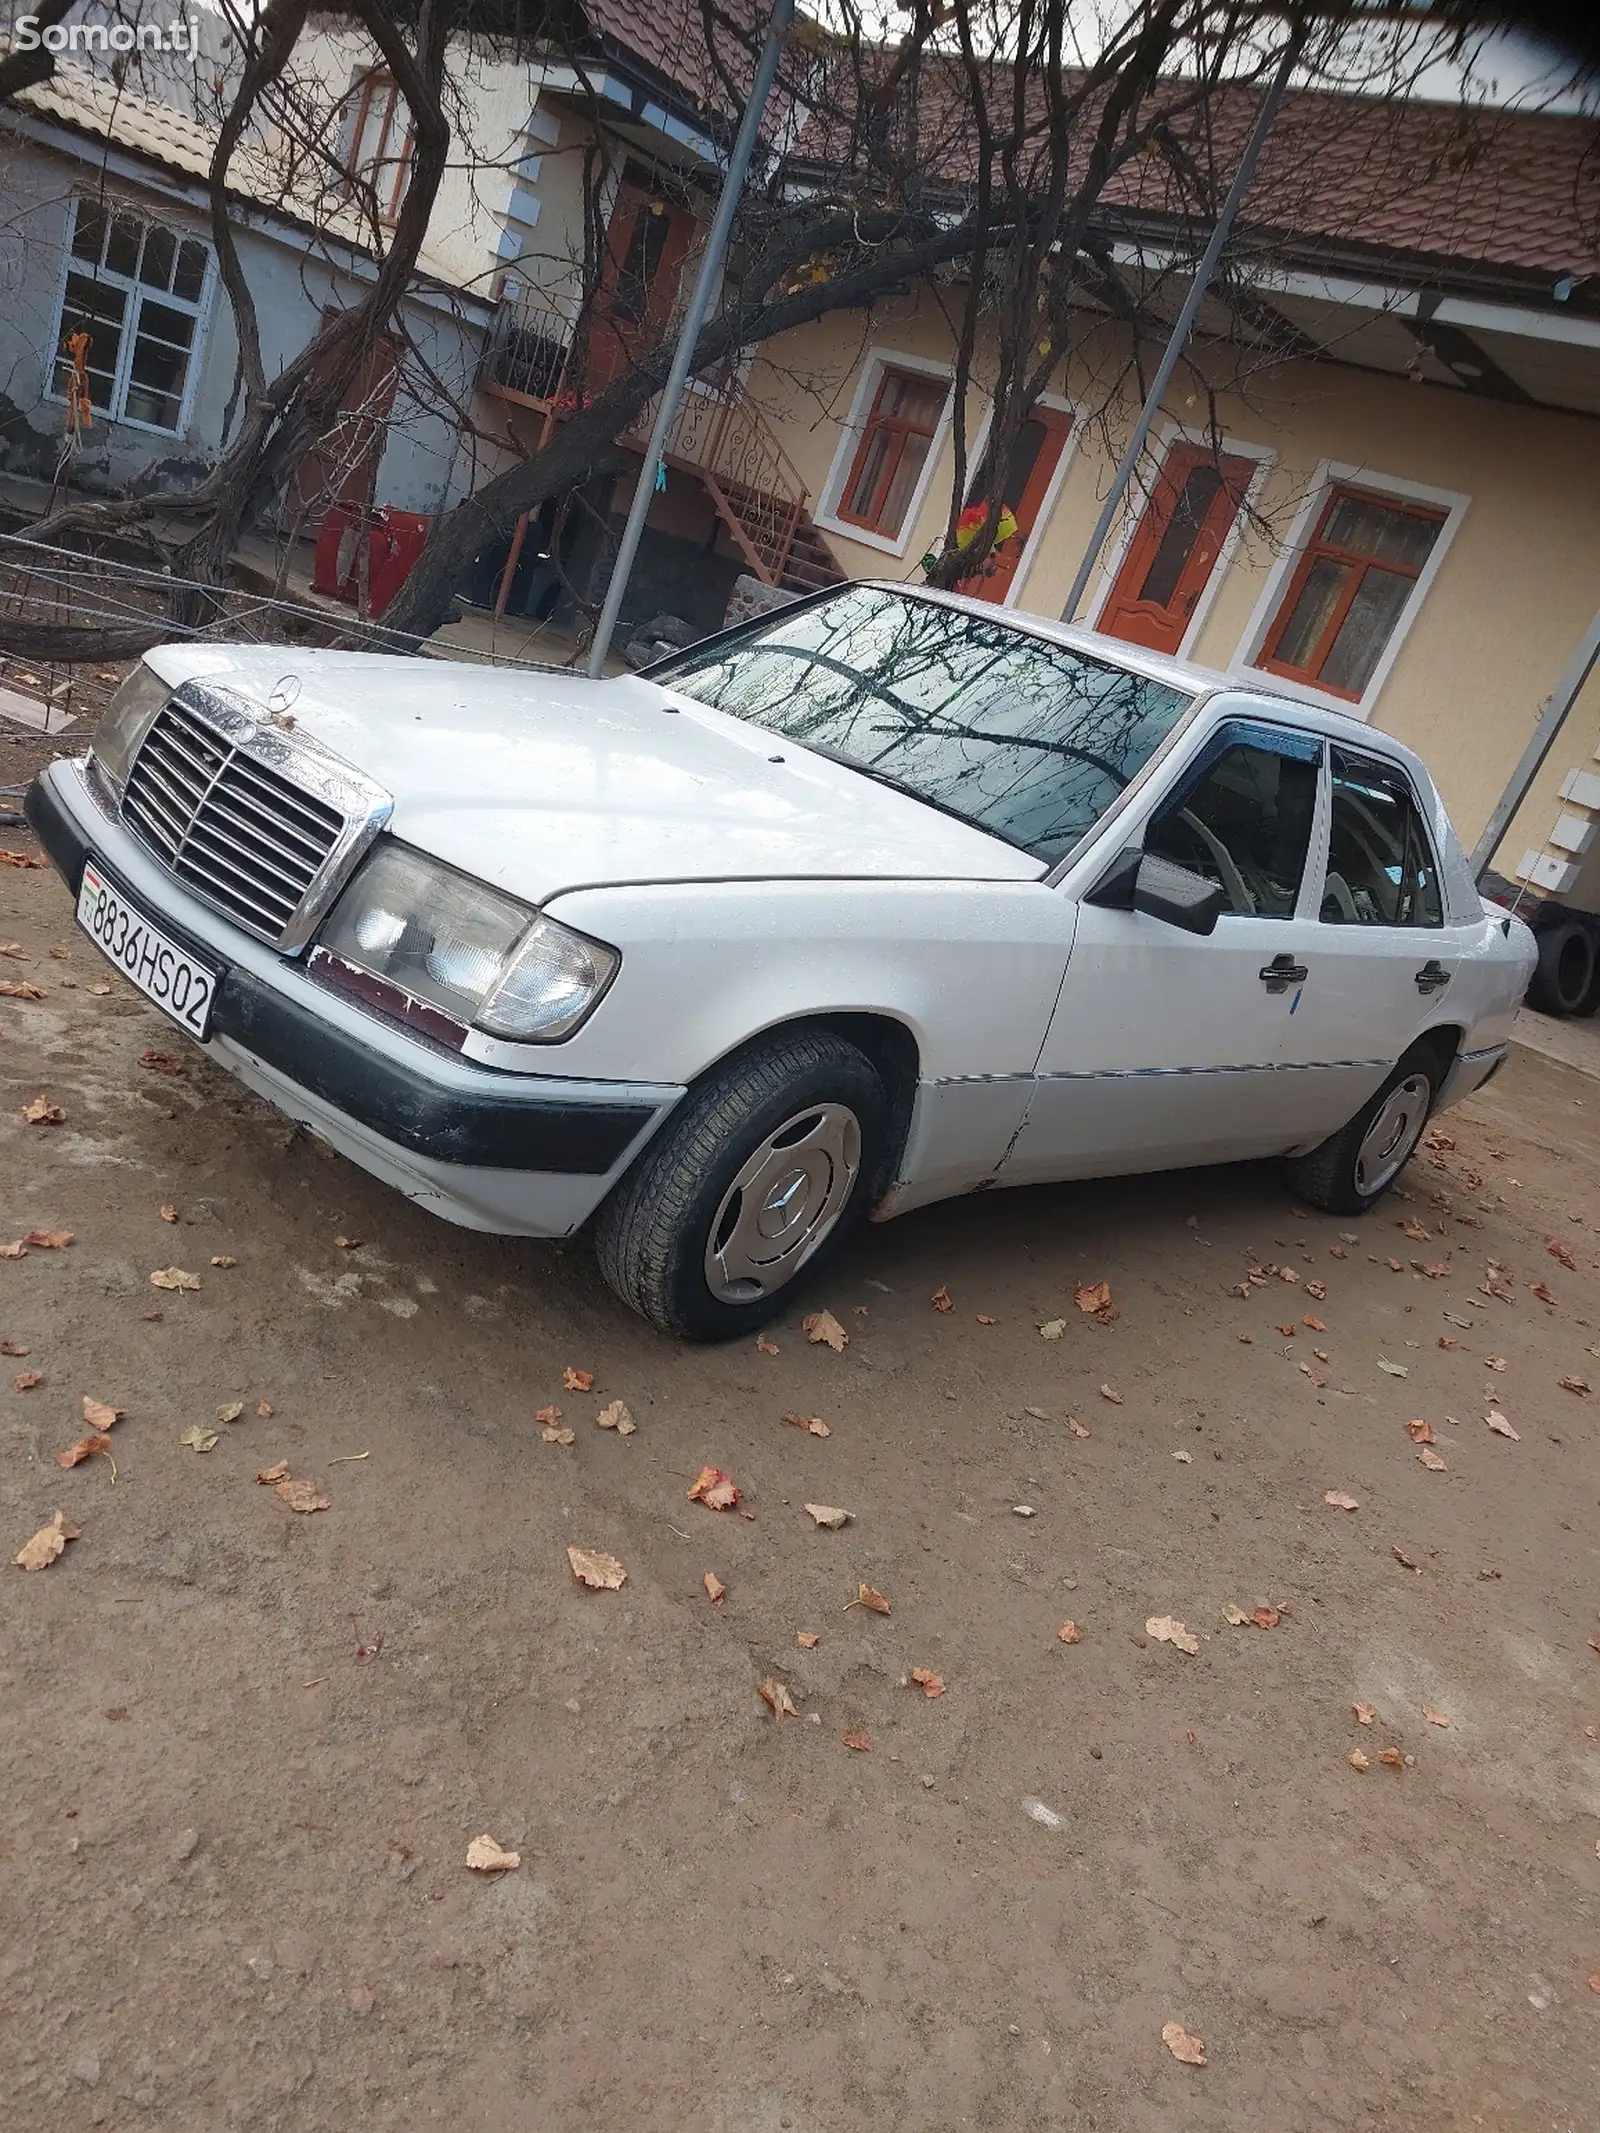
[146, 645, 1045, 902]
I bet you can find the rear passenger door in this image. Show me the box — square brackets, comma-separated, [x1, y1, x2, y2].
[1276, 744, 1471, 1141]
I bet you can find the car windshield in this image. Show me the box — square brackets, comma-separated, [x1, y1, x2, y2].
[649, 585, 1195, 865]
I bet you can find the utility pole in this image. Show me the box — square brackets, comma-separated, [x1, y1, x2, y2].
[586, 0, 796, 677]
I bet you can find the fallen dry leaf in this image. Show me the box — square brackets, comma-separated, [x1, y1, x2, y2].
[1, 1242, 29, 1259]
[1485, 1411, 1520, 1440]
[0, 1340, 26, 1357]
[256, 1400, 273, 1419]
[595, 1399, 637, 1434]
[0, 979, 44, 999]
[465, 1835, 520, 1873]
[975, 1313, 997, 1325]
[910, 1668, 945, 1699]
[23, 1096, 65, 1125]
[931, 1285, 953, 1313]
[567, 1545, 626, 1590]
[796, 1630, 819, 1648]
[159, 1204, 179, 1224]
[1353, 1702, 1376, 1726]
[1058, 1621, 1083, 1644]
[687, 1465, 740, 1512]
[13, 1369, 41, 1392]
[759, 1676, 798, 1719]
[1161, 2020, 1205, 2067]
[756, 1335, 780, 1355]
[1559, 1375, 1591, 1397]
[1423, 1705, 1450, 1728]
[276, 1477, 329, 1512]
[14, 1508, 80, 1570]
[1547, 1237, 1578, 1271]
[1223, 1603, 1251, 1626]
[1251, 1606, 1280, 1628]
[534, 1405, 562, 1425]
[841, 1728, 872, 1752]
[1401, 1216, 1431, 1242]
[1099, 1383, 1123, 1404]
[1304, 1280, 1328, 1299]
[1066, 1417, 1090, 1438]
[180, 1425, 220, 1454]
[1530, 1282, 1557, 1306]
[1324, 1490, 1359, 1511]
[1391, 1546, 1421, 1571]
[1039, 1318, 1067, 1340]
[852, 1583, 892, 1616]
[804, 1503, 851, 1529]
[1418, 1446, 1448, 1471]
[82, 1397, 121, 1432]
[1484, 1355, 1506, 1372]
[331, 1234, 362, 1251]
[56, 1434, 110, 1469]
[21, 1230, 72, 1250]
[1405, 1418, 1434, 1443]
[804, 1311, 848, 1352]
[783, 1410, 831, 1437]
[1075, 1279, 1118, 1324]
[562, 1366, 596, 1392]
[1379, 1747, 1405, 1769]
[210, 1255, 237, 1269]
[703, 1571, 726, 1605]
[150, 1267, 200, 1292]
[255, 1460, 290, 1484]
[1303, 1315, 1326, 1332]
[1146, 1614, 1199, 1655]
[138, 1050, 186, 1076]
[1278, 1267, 1300, 1285]
[541, 1427, 576, 1446]
[215, 1401, 244, 1424]
[1348, 1748, 1370, 1771]
[1377, 1358, 1409, 1378]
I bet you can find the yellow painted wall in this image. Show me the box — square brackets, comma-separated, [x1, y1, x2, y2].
[747, 295, 1600, 878]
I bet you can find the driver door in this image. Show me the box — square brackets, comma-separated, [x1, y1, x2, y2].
[1000, 722, 1325, 1184]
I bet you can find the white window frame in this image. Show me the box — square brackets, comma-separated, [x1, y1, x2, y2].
[813, 346, 956, 557]
[1230, 460, 1470, 720]
[46, 194, 215, 439]
[1082, 421, 1276, 656]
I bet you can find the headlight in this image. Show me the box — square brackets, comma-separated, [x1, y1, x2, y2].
[93, 662, 172, 795]
[319, 842, 619, 1042]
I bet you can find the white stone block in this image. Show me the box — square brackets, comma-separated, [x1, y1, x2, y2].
[1558, 768, 1600, 809]
[1528, 851, 1580, 893]
[1550, 811, 1596, 855]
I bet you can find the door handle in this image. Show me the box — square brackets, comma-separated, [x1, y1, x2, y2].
[1415, 959, 1451, 994]
[1258, 953, 1309, 993]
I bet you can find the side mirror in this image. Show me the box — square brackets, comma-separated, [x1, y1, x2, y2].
[1131, 853, 1228, 936]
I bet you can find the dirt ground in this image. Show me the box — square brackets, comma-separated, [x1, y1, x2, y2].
[3, 834, 1599, 2133]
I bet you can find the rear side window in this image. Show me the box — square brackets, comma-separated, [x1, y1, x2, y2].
[1145, 739, 1319, 918]
[1323, 747, 1442, 927]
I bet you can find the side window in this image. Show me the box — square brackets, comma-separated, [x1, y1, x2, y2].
[1323, 748, 1443, 927]
[1146, 738, 1319, 918]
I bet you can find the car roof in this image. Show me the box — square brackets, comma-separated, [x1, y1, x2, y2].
[881, 581, 1423, 767]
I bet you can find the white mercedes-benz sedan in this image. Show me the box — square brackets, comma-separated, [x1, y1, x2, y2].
[28, 582, 1534, 1338]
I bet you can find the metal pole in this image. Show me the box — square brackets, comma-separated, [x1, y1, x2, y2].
[1060, 37, 1300, 627]
[586, 0, 796, 677]
[1468, 603, 1600, 880]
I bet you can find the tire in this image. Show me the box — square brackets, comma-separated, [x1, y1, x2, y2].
[1526, 917, 1596, 1018]
[1283, 1043, 1442, 1217]
[594, 1027, 888, 1340]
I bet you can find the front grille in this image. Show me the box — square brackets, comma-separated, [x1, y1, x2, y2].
[121, 700, 346, 943]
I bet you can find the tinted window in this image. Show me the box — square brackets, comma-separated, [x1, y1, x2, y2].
[1146, 740, 1318, 918]
[1323, 748, 1442, 927]
[652, 586, 1194, 865]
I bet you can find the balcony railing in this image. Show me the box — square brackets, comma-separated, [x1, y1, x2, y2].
[625, 377, 811, 585]
[480, 282, 574, 408]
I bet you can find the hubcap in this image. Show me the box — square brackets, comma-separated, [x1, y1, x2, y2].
[1353, 1072, 1431, 1198]
[704, 1101, 862, 1304]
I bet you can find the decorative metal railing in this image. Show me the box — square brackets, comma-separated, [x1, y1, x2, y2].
[480, 282, 574, 406]
[625, 376, 811, 586]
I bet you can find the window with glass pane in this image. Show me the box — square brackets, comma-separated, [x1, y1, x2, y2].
[1261, 485, 1445, 699]
[1321, 747, 1443, 927]
[650, 584, 1194, 865]
[346, 70, 413, 222]
[52, 197, 209, 432]
[838, 369, 948, 539]
[1146, 740, 1319, 918]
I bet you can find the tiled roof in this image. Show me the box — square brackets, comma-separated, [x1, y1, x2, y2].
[580, 0, 773, 118]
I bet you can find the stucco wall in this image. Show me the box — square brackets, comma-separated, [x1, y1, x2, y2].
[747, 292, 1600, 878]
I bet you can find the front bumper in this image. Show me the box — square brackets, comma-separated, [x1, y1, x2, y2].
[26, 762, 685, 1237]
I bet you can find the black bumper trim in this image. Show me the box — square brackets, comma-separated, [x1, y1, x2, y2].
[23, 772, 657, 1175]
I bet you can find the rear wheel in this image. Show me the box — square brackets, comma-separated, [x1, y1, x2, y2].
[1527, 917, 1596, 1018]
[1283, 1044, 1442, 1216]
[594, 1027, 887, 1339]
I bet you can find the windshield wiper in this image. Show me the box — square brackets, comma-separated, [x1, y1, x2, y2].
[797, 740, 1029, 850]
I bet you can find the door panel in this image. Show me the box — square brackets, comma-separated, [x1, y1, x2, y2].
[587, 185, 695, 391]
[1099, 443, 1254, 654]
[1000, 725, 1325, 1185]
[960, 407, 1074, 604]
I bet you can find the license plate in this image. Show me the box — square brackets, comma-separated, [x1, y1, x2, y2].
[76, 860, 219, 1040]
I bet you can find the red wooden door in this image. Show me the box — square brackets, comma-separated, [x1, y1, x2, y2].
[586, 185, 695, 392]
[961, 406, 1074, 602]
[1099, 442, 1254, 653]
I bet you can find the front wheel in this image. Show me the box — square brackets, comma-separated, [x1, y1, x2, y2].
[594, 1027, 887, 1339]
[1283, 1045, 1442, 1216]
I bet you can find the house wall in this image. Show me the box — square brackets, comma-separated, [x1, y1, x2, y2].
[0, 135, 483, 518]
[746, 291, 1600, 876]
